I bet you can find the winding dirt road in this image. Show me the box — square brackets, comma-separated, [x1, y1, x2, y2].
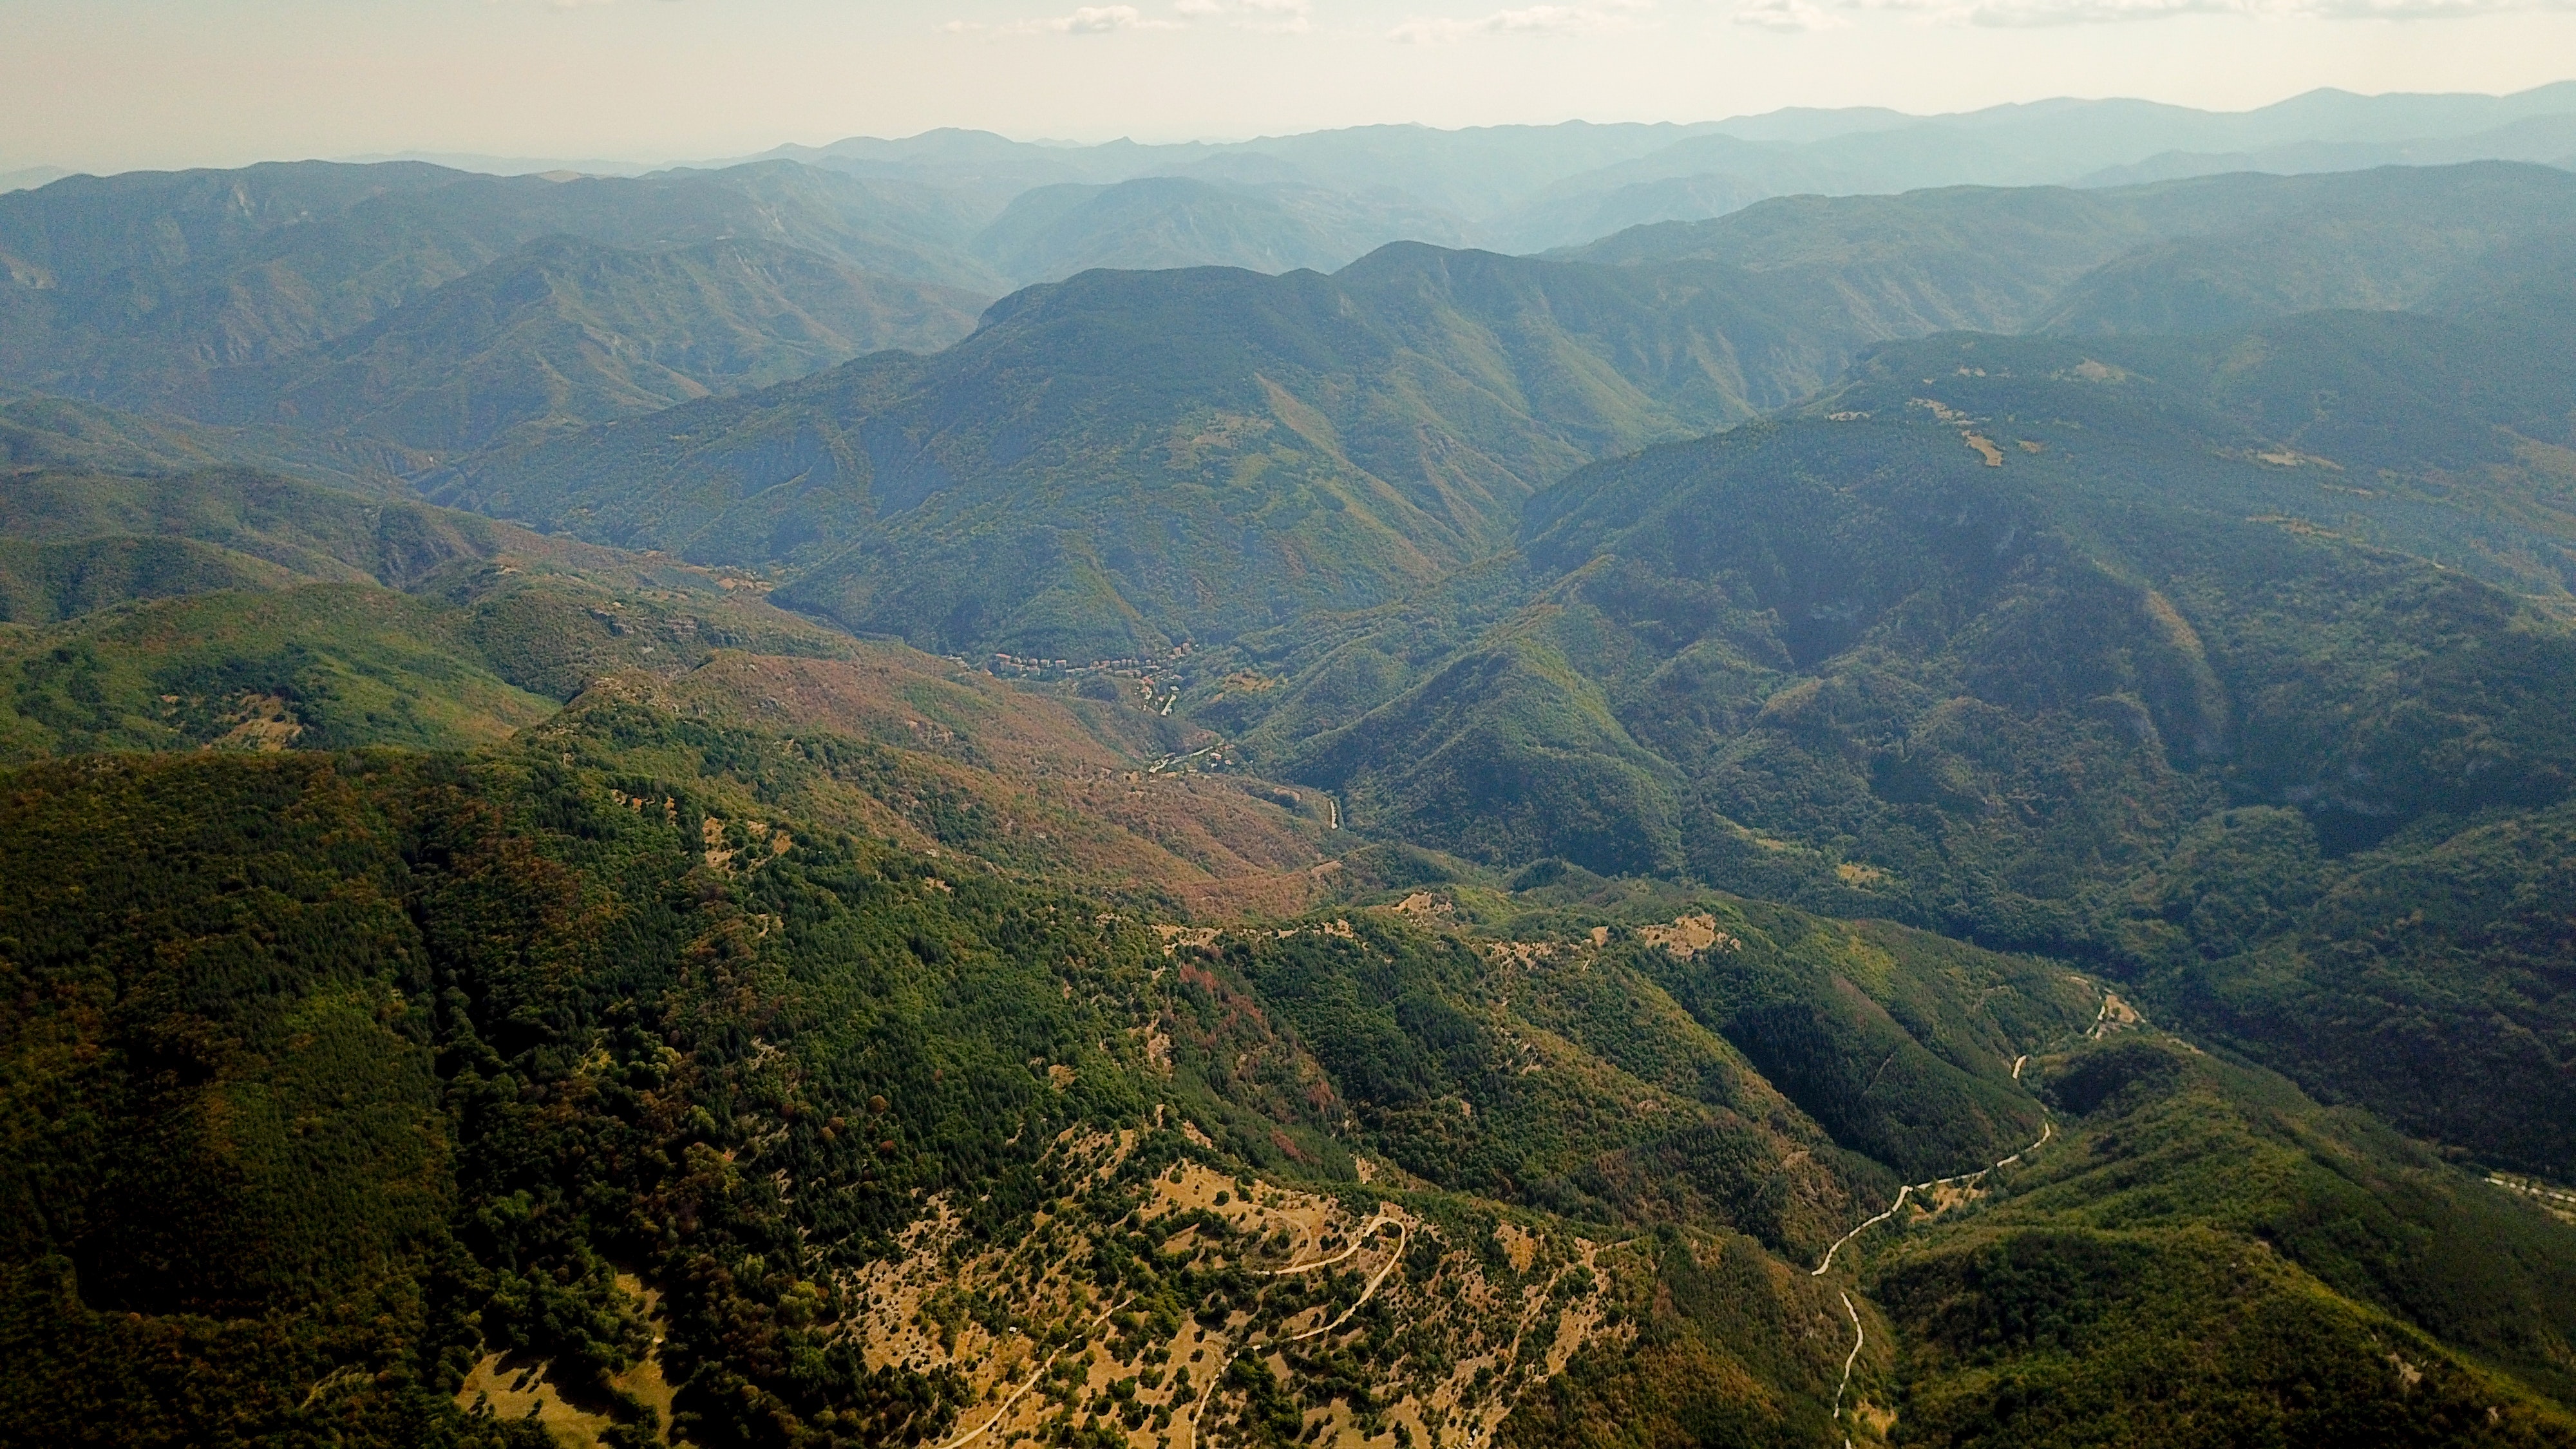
[1267, 1213, 1399, 1276]
[1286, 1220, 1410, 1343]
[934, 1296, 1132, 1449]
[1179, 1213, 1410, 1448]
[1810, 1118, 2054, 1276]
[1833, 1290, 1864, 1421]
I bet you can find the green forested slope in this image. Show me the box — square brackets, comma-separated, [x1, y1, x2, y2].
[431, 246, 1810, 656]
[0, 467, 586, 596]
[0, 466, 2562, 1446]
[1862, 1034, 2576, 1446]
[1204, 303, 2576, 1179]
[421, 227, 2123, 658]
[0, 459, 2553, 1445]
[0, 161, 1003, 464]
[1260, 316, 2576, 886]
[0, 744, 1176, 1447]
[0, 534, 308, 625]
[0, 585, 558, 755]
[171, 236, 985, 453]
[415, 164, 2576, 664]
[2125, 802, 2576, 1178]
[0, 464, 866, 759]
[4, 724, 2570, 1449]
[1, 393, 434, 493]
[0, 565, 869, 762]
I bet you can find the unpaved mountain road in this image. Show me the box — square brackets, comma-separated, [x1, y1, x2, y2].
[935, 1296, 1133, 1449]
[1266, 1212, 1401, 1276]
[1814, 978, 2136, 1276]
[1809, 1118, 2056, 1276]
[1179, 1213, 1411, 1449]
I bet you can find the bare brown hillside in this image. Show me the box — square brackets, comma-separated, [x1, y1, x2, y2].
[578, 647, 1349, 917]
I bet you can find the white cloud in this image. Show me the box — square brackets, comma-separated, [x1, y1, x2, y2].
[2297, 0, 2576, 15]
[1237, 0, 1318, 31]
[1730, 0, 1852, 28]
[1063, 5, 1166, 31]
[1921, 0, 2226, 23]
[946, 3, 1183, 34]
[1166, 0, 1315, 29]
[1388, 0, 1652, 41]
[951, 0, 1309, 33]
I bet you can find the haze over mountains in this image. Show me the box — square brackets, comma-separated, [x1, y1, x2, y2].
[15, 83, 2576, 271]
[5, 82, 2573, 475]
[7, 79, 2576, 1449]
[732, 81, 2576, 269]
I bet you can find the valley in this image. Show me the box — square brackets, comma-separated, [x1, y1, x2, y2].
[1, 108, 2574, 1449]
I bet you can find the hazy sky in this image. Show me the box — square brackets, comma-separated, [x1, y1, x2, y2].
[3, 0, 2571, 171]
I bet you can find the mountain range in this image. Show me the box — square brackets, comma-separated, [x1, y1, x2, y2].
[414, 162, 2576, 665]
[738, 82, 2576, 264]
[6, 85, 2576, 473]
[0, 160, 996, 452]
[5, 101, 2576, 1449]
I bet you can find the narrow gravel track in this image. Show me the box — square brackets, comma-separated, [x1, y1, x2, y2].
[1833, 1290, 1864, 1421]
[935, 1296, 1132, 1449]
[1810, 1119, 2054, 1276]
[1267, 1213, 1398, 1276]
[1180, 1215, 1410, 1447]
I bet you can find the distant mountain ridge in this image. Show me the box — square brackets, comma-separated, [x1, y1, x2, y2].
[166, 233, 986, 452]
[27, 83, 2575, 289]
[0, 160, 1005, 453]
[6, 91, 2575, 473]
[735, 83, 2576, 265]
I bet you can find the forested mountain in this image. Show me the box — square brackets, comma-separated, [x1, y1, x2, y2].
[0, 462, 1354, 909]
[1566, 160, 2576, 330]
[426, 243, 1821, 656]
[0, 161, 1005, 447]
[4, 535, 2573, 1446]
[967, 176, 1475, 287]
[419, 163, 2576, 668]
[168, 236, 985, 452]
[1, 391, 433, 492]
[6, 102, 2576, 1449]
[1202, 294, 2576, 1184]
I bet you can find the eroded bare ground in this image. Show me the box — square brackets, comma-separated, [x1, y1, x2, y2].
[827, 1128, 1613, 1449]
[456, 1352, 620, 1446]
[455, 1274, 674, 1447]
[576, 649, 1346, 917]
[451, 907, 1905, 1448]
[2088, 988, 2143, 1038]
